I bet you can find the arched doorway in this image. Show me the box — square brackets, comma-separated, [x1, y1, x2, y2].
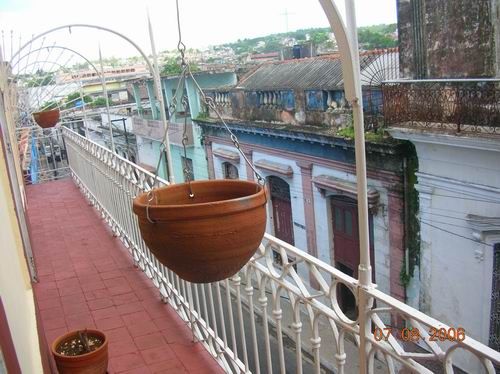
[269, 176, 294, 246]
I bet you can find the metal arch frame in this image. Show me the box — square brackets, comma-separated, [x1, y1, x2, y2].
[10, 23, 174, 182]
[13, 45, 115, 140]
[318, 2, 372, 373]
[12, 46, 101, 78]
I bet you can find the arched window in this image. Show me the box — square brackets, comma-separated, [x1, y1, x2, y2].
[268, 176, 294, 246]
[222, 162, 239, 179]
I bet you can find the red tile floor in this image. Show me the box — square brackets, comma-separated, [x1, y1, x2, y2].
[27, 179, 225, 374]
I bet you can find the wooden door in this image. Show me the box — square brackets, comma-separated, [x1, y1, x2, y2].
[331, 196, 374, 314]
[269, 176, 295, 246]
[332, 197, 360, 276]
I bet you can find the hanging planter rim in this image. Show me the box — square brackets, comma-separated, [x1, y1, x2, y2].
[133, 179, 267, 221]
[51, 329, 108, 360]
[32, 108, 60, 128]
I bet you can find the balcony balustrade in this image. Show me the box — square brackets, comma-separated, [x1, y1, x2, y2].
[55, 126, 500, 373]
[382, 79, 500, 135]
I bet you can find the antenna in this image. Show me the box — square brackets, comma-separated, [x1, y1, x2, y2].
[280, 8, 295, 33]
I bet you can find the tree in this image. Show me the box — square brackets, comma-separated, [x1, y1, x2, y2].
[90, 97, 109, 108]
[160, 57, 200, 76]
[161, 57, 183, 76]
[25, 70, 55, 87]
[65, 92, 92, 108]
[310, 31, 330, 45]
[40, 100, 58, 110]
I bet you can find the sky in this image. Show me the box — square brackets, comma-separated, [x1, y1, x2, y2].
[0, 0, 397, 63]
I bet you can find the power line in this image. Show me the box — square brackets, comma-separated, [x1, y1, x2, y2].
[420, 220, 493, 247]
[421, 192, 500, 205]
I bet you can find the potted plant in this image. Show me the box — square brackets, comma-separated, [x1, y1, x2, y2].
[51, 329, 108, 374]
[32, 101, 60, 128]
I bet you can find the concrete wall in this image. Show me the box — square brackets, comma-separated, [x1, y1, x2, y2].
[0, 91, 43, 373]
[391, 130, 500, 373]
[397, 0, 499, 78]
[136, 135, 168, 180]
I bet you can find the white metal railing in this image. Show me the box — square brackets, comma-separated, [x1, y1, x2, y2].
[62, 126, 500, 374]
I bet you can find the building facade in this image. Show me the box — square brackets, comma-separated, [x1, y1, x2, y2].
[131, 71, 237, 182]
[386, 1, 500, 372]
[196, 52, 410, 312]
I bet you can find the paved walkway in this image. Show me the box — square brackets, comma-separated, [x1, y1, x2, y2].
[27, 179, 225, 374]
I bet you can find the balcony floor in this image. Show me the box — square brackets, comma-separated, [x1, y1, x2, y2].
[27, 179, 224, 374]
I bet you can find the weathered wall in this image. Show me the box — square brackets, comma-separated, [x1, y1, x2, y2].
[398, 0, 499, 78]
[216, 89, 351, 128]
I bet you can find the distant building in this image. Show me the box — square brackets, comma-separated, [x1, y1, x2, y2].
[247, 52, 281, 63]
[57, 64, 149, 84]
[129, 69, 238, 183]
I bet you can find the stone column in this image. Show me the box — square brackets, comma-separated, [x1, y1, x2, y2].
[296, 161, 318, 258]
[204, 139, 215, 179]
[388, 190, 406, 302]
[388, 189, 406, 328]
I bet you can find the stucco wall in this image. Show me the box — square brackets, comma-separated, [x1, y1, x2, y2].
[394, 132, 500, 373]
[397, 0, 499, 78]
[0, 97, 43, 373]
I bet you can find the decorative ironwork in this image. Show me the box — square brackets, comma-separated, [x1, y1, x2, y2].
[63, 126, 500, 373]
[490, 244, 500, 353]
[383, 80, 500, 134]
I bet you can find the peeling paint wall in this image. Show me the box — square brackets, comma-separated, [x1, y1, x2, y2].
[209, 89, 353, 129]
[398, 0, 499, 78]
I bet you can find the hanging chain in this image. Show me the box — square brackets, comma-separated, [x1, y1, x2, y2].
[187, 72, 265, 185]
[146, 0, 265, 217]
[181, 92, 194, 198]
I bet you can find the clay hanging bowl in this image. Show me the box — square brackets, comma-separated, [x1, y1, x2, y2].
[133, 179, 267, 283]
[32, 108, 60, 128]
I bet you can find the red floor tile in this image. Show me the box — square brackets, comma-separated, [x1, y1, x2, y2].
[27, 180, 225, 374]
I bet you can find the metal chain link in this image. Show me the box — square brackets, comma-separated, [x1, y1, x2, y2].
[181, 93, 194, 198]
[147, 0, 265, 212]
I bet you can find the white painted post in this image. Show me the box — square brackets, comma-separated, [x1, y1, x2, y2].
[318, 1, 373, 372]
[79, 81, 89, 138]
[147, 14, 175, 183]
[98, 45, 115, 153]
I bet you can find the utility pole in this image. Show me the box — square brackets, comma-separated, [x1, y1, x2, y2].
[280, 9, 295, 33]
[148, 12, 175, 183]
[98, 44, 115, 153]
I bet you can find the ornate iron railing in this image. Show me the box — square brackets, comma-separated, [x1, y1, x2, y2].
[382, 79, 500, 134]
[63, 126, 500, 373]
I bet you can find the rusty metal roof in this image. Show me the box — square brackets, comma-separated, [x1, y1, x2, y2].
[236, 48, 399, 90]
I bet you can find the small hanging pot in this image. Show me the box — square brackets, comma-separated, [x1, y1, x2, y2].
[32, 108, 60, 128]
[133, 179, 267, 283]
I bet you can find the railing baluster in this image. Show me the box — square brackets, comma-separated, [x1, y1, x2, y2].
[60, 127, 500, 374]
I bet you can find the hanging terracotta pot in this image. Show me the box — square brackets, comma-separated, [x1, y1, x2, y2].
[51, 329, 108, 374]
[32, 108, 60, 128]
[133, 179, 267, 283]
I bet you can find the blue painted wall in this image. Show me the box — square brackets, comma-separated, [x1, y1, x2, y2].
[135, 72, 237, 183]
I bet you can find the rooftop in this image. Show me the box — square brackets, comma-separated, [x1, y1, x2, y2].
[236, 48, 399, 91]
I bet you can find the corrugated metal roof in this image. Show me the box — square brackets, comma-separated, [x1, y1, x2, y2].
[237, 49, 399, 90]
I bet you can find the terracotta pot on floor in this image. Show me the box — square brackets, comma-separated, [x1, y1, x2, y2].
[51, 329, 108, 374]
[133, 179, 267, 283]
[32, 108, 60, 128]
